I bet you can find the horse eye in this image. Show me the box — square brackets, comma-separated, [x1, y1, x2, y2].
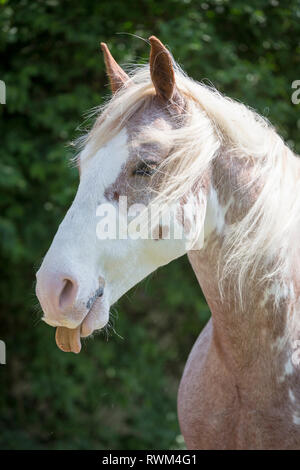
[133, 162, 158, 177]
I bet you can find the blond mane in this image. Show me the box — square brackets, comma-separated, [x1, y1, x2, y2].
[76, 61, 300, 304]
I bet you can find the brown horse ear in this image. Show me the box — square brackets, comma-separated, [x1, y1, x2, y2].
[149, 36, 183, 112]
[100, 42, 129, 93]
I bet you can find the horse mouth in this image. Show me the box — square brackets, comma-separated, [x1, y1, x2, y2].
[55, 295, 108, 354]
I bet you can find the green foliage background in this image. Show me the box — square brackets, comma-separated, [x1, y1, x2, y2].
[0, 0, 299, 450]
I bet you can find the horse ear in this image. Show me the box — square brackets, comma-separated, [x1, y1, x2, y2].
[149, 36, 178, 102]
[149, 36, 184, 112]
[100, 42, 129, 93]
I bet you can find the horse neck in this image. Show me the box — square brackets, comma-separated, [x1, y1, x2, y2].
[188, 149, 300, 396]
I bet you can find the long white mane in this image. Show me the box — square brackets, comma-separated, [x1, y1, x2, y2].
[77, 61, 300, 303]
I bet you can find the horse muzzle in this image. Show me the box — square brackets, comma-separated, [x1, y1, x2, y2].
[36, 268, 109, 353]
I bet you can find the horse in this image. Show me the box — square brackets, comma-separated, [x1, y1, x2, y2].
[35, 36, 300, 449]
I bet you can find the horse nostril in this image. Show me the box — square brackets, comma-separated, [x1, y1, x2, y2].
[59, 278, 77, 310]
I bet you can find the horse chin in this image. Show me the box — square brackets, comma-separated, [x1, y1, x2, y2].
[80, 296, 110, 338]
[54, 296, 110, 354]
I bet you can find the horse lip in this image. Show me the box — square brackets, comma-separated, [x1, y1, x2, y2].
[80, 294, 108, 338]
[54, 290, 108, 352]
[43, 290, 104, 330]
[42, 316, 80, 329]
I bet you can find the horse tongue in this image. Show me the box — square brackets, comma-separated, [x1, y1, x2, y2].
[55, 326, 81, 354]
